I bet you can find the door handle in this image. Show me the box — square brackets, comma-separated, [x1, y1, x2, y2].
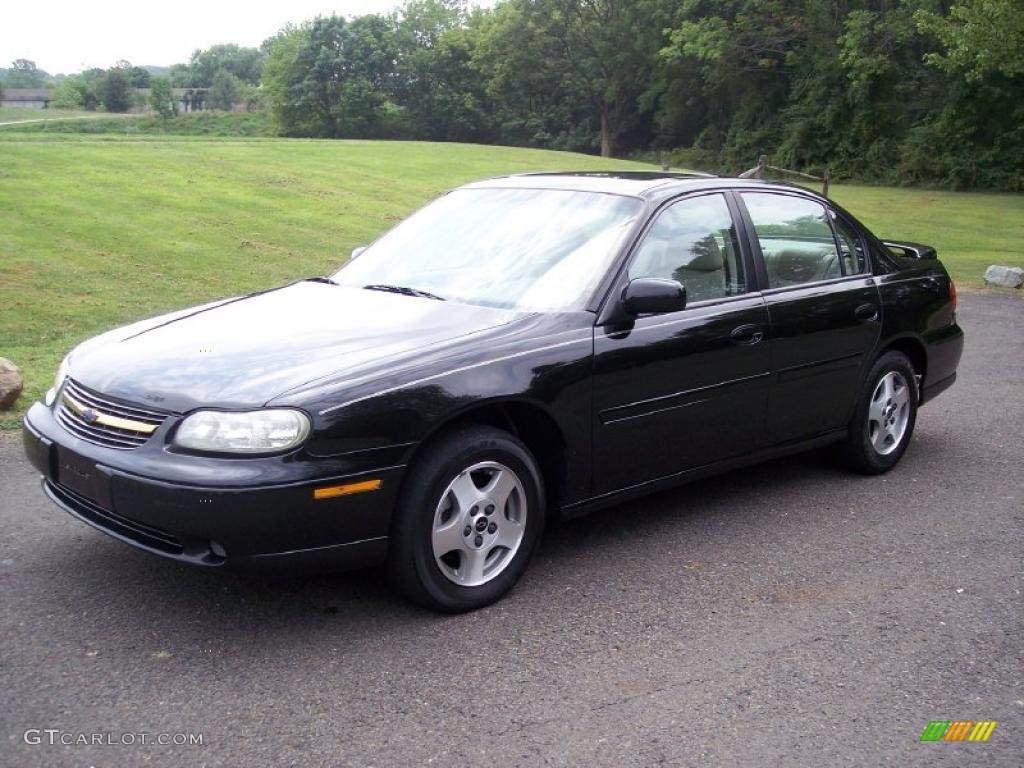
[855, 303, 879, 322]
[731, 324, 764, 346]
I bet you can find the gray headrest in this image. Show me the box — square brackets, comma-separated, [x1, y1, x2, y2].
[772, 249, 819, 282]
[682, 235, 723, 271]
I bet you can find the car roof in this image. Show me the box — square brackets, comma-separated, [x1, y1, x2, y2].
[461, 171, 823, 201]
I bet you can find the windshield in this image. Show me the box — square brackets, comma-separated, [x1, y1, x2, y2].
[333, 188, 643, 312]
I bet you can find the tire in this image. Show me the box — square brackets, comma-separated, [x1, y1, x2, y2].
[386, 425, 546, 612]
[843, 351, 919, 474]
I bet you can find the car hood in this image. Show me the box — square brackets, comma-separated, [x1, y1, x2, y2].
[69, 281, 527, 412]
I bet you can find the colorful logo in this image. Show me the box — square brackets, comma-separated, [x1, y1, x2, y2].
[920, 721, 997, 742]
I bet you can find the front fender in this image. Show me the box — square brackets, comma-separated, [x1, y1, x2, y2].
[274, 313, 595, 462]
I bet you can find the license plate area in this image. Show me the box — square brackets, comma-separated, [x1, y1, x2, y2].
[55, 446, 113, 511]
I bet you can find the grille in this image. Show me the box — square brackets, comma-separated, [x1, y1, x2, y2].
[57, 378, 169, 450]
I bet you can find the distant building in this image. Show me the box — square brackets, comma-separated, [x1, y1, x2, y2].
[0, 86, 244, 113]
[1, 88, 53, 109]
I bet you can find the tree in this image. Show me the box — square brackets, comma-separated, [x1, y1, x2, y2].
[473, 1, 588, 149]
[189, 44, 265, 86]
[659, 0, 808, 169]
[262, 26, 310, 133]
[128, 65, 152, 88]
[476, 0, 668, 156]
[555, 0, 671, 156]
[99, 67, 132, 112]
[263, 15, 397, 137]
[208, 69, 242, 110]
[392, 1, 492, 142]
[77, 69, 105, 110]
[251, 0, 1024, 188]
[169, 62, 194, 87]
[51, 77, 87, 109]
[149, 76, 178, 118]
[4, 59, 48, 87]
[916, 0, 1024, 81]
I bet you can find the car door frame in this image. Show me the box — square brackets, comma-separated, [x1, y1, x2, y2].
[587, 188, 774, 495]
[727, 187, 884, 444]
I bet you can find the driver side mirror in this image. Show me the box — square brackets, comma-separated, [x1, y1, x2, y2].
[351, 246, 366, 259]
[621, 277, 687, 316]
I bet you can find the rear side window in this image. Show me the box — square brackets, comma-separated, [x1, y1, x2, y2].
[741, 193, 841, 288]
[830, 212, 868, 275]
[628, 193, 746, 303]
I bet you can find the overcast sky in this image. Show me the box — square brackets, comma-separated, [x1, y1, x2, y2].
[2, 1, 494, 76]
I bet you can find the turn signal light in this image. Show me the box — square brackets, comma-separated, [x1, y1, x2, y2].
[313, 479, 382, 500]
[950, 279, 958, 312]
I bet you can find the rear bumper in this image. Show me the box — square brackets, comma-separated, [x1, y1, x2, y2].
[23, 403, 400, 572]
[921, 322, 964, 406]
[921, 372, 957, 405]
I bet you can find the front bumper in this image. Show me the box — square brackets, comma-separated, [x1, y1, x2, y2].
[23, 402, 403, 571]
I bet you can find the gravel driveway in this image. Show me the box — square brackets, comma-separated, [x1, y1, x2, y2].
[1, 291, 1021, 767]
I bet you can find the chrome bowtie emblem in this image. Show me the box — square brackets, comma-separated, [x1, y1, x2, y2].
[80, 407, 99, 424]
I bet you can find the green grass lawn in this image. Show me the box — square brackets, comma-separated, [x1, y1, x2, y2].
[825, 184, 1023, 289]
[1, 136, 1021, 426]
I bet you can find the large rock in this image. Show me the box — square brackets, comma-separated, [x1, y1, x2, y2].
[984, 265, 1024, 289]
[0, 358, 24, 410]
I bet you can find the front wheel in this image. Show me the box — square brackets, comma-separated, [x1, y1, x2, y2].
[843, 351, 918, 474]
[387, 425, 545, 612]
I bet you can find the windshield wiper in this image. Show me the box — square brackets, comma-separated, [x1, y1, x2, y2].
[304, 276, 338, 285]
[363, 284, 446, 301]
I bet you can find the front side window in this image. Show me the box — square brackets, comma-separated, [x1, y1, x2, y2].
[742, 193, 842, 288]
[628, 193, 746, 303]
[333, 188, 643, 312]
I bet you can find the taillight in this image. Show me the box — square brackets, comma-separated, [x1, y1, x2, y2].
[950, 279, 958, 312]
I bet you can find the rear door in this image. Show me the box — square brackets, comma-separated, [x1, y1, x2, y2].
[591, 192, 772, 494]
[734, 191, 881, 444]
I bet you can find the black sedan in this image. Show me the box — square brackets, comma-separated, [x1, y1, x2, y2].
[23, 172, 964, 611]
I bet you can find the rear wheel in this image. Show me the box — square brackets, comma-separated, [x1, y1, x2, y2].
[843, 351, 918, 474]
[387, 425, 545, 612]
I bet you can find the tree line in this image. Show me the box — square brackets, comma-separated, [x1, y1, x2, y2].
[1, 59, 151, 112]
[3, 0, 1021, 189]
[257, 0, 1022, 190]
[1, 47, 263, 116]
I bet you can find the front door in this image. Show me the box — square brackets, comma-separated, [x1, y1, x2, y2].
[591, 192, 772, 495]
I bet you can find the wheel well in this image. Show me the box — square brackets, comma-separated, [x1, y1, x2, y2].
[881, 337, 927, 384]
[424, 402, 567, 510]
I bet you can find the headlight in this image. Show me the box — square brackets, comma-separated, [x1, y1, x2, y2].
[174, 409, 311, 454]
[55, 355, 70, 390]
[45, 354, 72, 406]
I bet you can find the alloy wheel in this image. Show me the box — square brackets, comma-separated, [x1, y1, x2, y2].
[431, 461, 527, 587]
[867, 371, 911, 456]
